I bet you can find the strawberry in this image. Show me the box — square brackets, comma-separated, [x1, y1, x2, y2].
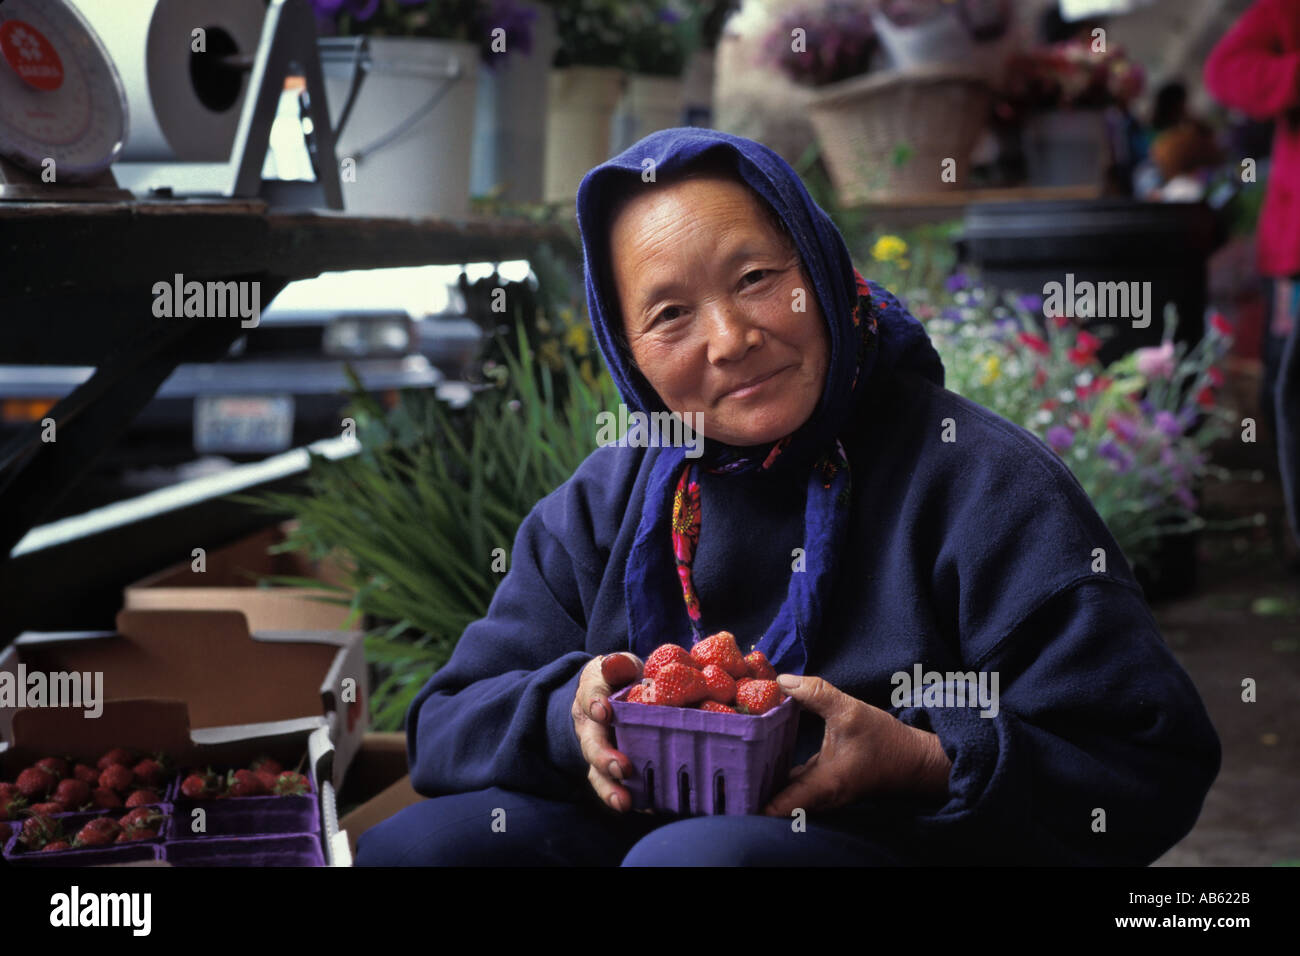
[273, 771, 311, 796]
[698, 700, 738, 713]
[250, 756, 282, 776]
[0, 782, 19, 802]
[53, 778, 91, 811]
[124, 789, 159, 808]
[180, 771, 220, 799]
[699, 664, 737, 704]
[98, 764, 134, 793]
[735, 679, 784, 716]
[91, 788, 123, 810]
[16, 766, 56, 800]
[645, 662, 708, 707]
[0, 789, 26, 820]
[19, 814, 60, 850]
[600, 652, 641, 688]
[118, 828, 157, 842]
[96, 748, 134, 770]
[120, 807, 162, 831]
[28, 801, 65, 816]
[744, 650, 777, 681]
[75, 825, 118, 848]
[643, 644, 698, 681]
[35, 757, 69, 780]
[691, 631, 749, 679]
[227, 769, 267, 798]
[73, 763, 100, 785]
[131, 758, 165, 789]
[41, 840, 72, 852]
[254, 770, 279, 791]
[81, 816, 120, 834]
[626, 683, 649, 704]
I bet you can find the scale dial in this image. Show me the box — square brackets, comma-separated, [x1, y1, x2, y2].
[0, 0, 128, 182]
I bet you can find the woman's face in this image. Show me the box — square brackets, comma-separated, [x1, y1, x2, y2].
[609, 175, 830, 447]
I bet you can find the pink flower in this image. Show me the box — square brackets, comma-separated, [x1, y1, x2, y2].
[1018, 332, 1050, 356]
[1135, 342, 1175, 380]
[1210, 313, 1233, 337]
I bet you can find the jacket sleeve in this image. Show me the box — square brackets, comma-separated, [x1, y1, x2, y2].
[403, 452, 622, 802]
[890, 575, 1221, 866]
[1204, 0, 1300, 119]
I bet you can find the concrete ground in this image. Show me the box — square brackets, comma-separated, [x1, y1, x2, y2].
[1149, 435, 1300, 867]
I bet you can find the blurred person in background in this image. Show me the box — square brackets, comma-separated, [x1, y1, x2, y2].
[1206, 0, 1300, 550]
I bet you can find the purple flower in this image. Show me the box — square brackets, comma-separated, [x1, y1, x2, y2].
[941, 307, 962, 322]
[1017, 293, 1043, 314]
[945, 272, 971, 293]
[1138, 398, 1155, 416]
[1154, 410, 1181, 438]
[1046, 425, 1074, 451]
[478, 0, 537, 66]
[1098, 439, 1133, 473]
[1174, 485, 1197, 510]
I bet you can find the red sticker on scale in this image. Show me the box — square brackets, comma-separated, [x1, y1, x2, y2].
[0, 20, 64, 92]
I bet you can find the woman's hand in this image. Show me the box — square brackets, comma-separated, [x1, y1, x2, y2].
[762, 674, 952, 817]
[571, 652, 643, 814]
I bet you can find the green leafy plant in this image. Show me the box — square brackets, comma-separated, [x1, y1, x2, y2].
[240, 304, 621, 731]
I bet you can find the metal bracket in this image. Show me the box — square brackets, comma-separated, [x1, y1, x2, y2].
[111, 0, 343, 211]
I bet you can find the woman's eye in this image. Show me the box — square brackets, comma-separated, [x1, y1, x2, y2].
[742, 270, 770, 286]
[654, 306, 683, 324]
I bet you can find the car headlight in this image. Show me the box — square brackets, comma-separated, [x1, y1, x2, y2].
[324, 315, 411, 357]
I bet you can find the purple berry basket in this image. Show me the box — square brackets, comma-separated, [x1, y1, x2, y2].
[169, 768, 318, 839]
[3, 808, 171, 867]
[608, 688, 800, 815]
[163, 834, 325, 867]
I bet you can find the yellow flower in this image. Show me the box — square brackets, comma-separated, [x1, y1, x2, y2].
[871, 235, 908, 262]
[564, 322, 590, 357]
[979, 354, 1001, 386]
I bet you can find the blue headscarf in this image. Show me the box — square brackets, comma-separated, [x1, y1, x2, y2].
[576, 128, 944, 674]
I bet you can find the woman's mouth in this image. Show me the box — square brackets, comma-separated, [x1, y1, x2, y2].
[721, 366, 790, 400]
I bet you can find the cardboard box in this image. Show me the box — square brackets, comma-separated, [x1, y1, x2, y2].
[124, 522, 354, 632]
[0, 709, 344, 866]
[0, 608, 368, 790]
[335, 732, 424, 862]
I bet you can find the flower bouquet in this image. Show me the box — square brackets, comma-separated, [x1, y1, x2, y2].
[923, 277, 1253, 589]
[761, 0, 878, 88]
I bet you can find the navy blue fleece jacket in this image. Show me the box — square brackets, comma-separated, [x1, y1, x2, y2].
[404, 357, 1222, 865]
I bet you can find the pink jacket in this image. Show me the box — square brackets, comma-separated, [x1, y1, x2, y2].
[1205, 0, 1300, 277]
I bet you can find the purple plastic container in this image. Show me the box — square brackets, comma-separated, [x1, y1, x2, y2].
[3, 808, 171, 867]
[608, 687, 800, 815]
[169, 768, 318, 839]
[163, 834, 325, 867]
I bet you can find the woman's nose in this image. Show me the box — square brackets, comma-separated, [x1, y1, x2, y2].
[703, 301, 763, 364]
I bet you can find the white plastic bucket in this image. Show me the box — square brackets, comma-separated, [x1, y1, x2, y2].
[543, 65, 625, 203]
[320, 36, 478, 219]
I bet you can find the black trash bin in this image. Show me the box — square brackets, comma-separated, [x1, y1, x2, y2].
[959, 199, 1221, 365]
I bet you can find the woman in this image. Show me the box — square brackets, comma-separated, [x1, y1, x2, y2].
[355, 128, 1220, 866]
[1205, 0, 1300, 549]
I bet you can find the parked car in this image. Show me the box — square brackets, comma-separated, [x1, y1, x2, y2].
[0, 307, 455, 469]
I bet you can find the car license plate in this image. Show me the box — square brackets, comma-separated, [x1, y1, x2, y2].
[194, 395, 294, 453]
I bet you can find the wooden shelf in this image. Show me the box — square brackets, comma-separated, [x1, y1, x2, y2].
[844, 183, 1106, 209]
[0, 198, 580, 563]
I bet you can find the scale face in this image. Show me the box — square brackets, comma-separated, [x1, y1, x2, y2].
[0, 0, 127, 182]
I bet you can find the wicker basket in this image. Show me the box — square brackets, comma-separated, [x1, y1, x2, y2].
[808, 66, 991, 204]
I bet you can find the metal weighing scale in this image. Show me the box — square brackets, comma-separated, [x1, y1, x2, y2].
[0, 0, 343, 209]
